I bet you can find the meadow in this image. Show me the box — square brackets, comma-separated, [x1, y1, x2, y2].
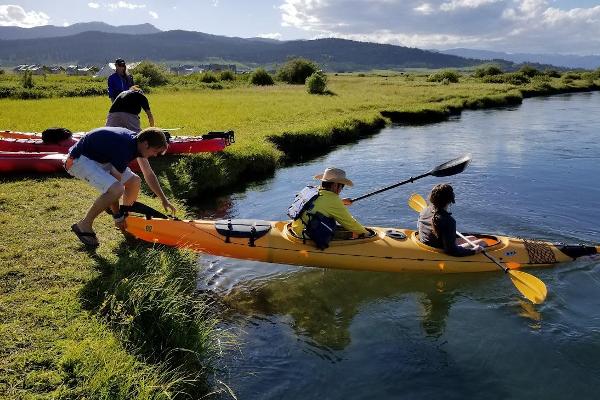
[2, 71, 598, 198]
[0, 70, 598, 398]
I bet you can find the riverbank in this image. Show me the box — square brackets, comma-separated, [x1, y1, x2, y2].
[1, 75, 598, 398]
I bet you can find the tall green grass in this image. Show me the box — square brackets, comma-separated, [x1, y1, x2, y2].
[0, 177, 223, 398]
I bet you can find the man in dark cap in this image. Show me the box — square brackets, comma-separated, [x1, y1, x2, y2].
[108, 58, 134, 102]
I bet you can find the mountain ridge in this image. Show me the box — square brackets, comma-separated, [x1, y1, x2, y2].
[0, 30, 483, 70]
[439, 48, 600, 69]
[0, 21, 161, 40]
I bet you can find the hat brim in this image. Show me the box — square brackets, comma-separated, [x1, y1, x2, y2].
[314, 174, 353, 187]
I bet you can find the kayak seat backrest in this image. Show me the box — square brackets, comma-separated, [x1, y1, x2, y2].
[215, 219, 272, 247]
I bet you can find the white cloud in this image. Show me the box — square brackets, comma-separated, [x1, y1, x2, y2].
[88, 2, 100, 9]
[414, 3, 435, 15]
[258, 32, 282, 40]
[440, 0, 501, 12]
[278, 0, 600, 54]
[0, 4, 49, 27]
[63, 21, 70, 27]
[107, 1, 146, 10]
[149, 10, 158, 19]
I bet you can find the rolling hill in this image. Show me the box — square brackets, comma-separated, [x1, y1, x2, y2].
[0, 30, 482, 70]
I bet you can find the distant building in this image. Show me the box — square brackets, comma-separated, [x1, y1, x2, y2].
[14, 64, 44, 74]
[94, 61, 140, 78]
[207, 64, 237, 73]
[46, 66, 65, 74]
[170, 63, 237, 75]
[170, 64, 204, 75]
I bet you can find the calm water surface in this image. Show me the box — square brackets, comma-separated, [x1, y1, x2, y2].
[195, 93, 600, 399]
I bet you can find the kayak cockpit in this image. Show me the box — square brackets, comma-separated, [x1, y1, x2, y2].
[412, 232, 502, 253]
[283, 222, 380, 246]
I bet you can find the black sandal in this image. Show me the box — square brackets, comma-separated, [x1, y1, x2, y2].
[71, 223, 99, 247]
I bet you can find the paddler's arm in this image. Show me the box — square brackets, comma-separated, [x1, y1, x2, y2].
[327, 196, 369, 235]
[438, 217, 477, 257]
[137, 157, 176, 214]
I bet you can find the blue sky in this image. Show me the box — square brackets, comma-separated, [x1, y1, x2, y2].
[1, 1, 599, 54]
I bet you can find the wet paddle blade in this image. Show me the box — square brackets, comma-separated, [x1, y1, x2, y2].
[408, 193, 428, 213]
[508, 270, 548, 304]
[429, 154, 472, 177]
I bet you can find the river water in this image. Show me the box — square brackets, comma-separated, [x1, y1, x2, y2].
[195, 92, 600, 399]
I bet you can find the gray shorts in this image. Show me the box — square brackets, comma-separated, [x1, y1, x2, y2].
[106, 112, 141, 133]
[66, 155, 138, 194]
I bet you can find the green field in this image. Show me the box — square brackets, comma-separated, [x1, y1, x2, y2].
[1, 72, 598, 399]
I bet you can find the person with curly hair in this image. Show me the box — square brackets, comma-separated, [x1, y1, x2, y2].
[418, 183, 485, 256]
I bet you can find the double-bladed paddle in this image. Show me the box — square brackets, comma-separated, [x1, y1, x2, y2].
[408, 193, 548, 304]
[351, 154, 471, 202]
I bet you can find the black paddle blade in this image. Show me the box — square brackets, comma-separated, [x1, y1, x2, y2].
[123, 202, 168, 219]
[429, 154, 471, 177]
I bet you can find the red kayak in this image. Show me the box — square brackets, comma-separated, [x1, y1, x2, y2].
[0, 151, 67, 174]
[0, 130, 234, 154]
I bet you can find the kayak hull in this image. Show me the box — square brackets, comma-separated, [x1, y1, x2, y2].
[124, 216, 599, 273]
[0, 151, 66, 173]
[0, 130, 229, 154]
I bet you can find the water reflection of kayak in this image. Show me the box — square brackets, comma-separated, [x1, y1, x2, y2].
[124, 211, 599, 273]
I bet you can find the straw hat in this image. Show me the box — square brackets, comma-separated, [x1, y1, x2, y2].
[314, 167, 354, 187]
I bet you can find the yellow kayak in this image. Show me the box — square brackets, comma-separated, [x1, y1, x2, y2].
[124, 211, 599, 274]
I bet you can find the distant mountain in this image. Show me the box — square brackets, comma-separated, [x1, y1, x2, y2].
[440, 48, 600, 70]
[0, 22, 161, 40]
[0, 30, 483, 70]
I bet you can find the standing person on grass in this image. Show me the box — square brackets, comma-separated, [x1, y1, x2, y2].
[64, 126, 176, 248]
[108, 58, 134, 102]
[106, 85, 154, 133]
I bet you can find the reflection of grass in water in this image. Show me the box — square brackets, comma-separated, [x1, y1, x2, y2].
[222, 269, 498, 349]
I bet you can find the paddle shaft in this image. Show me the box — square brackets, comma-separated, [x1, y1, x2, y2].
[351, 172, 431, 202]
[455, 231, 508, 273]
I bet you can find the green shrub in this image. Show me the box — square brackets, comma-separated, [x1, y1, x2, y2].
[219, 70, 235, 81]
[482, 72, 530, 85]
[531, 74, 551, 84]
[427, 69, 460, 83]
[132, 61, 169, 86]
[562, 72, 582, 82]
[544, 69, 561, 78]
[131, 73, 151, 92]
[306, 71, 328, 94]
[277, 58, 318, 84]
[0, 69, 4, 75]
[198, 71, 218, 83]
[473, 65, 503, 78]
[249, 68, 274, 85]
[205, 82, 224, 90]
[581, 72, 595, 82]
[21, 70, 34, 89]
[519, 65, 541, 77]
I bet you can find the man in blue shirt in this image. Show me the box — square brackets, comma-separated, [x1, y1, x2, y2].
[108, 58, 134, 102]
[65, 126, 176, 247]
